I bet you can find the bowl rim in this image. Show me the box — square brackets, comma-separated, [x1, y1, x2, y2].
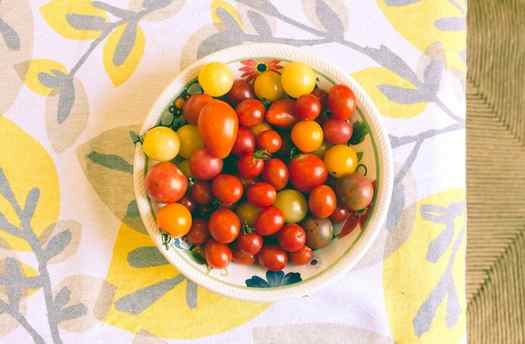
[133, 43, 393, 302]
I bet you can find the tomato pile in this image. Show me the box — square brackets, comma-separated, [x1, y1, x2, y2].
[142, 61, 375, 271]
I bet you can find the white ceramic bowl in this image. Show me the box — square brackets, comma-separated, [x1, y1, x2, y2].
[133, 43, 393, 302]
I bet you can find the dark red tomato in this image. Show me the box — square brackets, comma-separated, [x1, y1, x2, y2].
[182, 94, 213, 124]
[227, 79, 254, 105]
[145, 162, 188, 203]
[330, 206, 349, 224]
[189, 149, 223, 180]
[237, 153, 264, 179]
[288, 154, 328, 192]
[236, 99, 265, 127]
[205, 240, 232, 268]
[308, 185, 337, 219]
[328, 84, 356, 120]
[289, 246, 313, 265]
[262, 158, 289, 190]
[191, 181, 212, 205]
[255, 206, 284, 236]
[266, 99, 297, 128]
[312, 88, 328, 108]
[323, 119, 353, 144]
[257, 130, 282, 153]
[237, 232, 263, 255]
[295, 94, 321, 120]
[179, 196, 195, 212]
[258, 246, 288, 271]
[247, 182, 276, 208]
[278, 224, 306, 252]
[232, 127, 256, 156]
[184, 219, 209, 245]
[208, 208, 241, 244]
[233, 249, 255, 265]
[211, 174, 243, 205]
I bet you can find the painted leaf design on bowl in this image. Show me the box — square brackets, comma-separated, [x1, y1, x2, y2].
[245, 271, 302, 288]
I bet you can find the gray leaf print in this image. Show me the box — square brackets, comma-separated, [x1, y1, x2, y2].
[44, 230, 72, 262]
[434, 17, 466, 31]
[21, 188, 40, 226]
[59, 303, 88, 322]
[386, 181, 405, 229]
[423, 58, 444, 95]
[0, 17, 20, 50]
[113, 22, 138, 66]
[197, 31, 242, 59]
[247, 10, 272, 38]
[54, 286, 72, 309]
[364, 45, 420, 85]
[315, 0, 344, 38]
[235, 0, 279, 16]
[86, 151, 133, 173]
[57, 78, 76, 123]
[216, 7, 242, 33]
[92, 1, 135, 19]
[127, 246, 169, 267]
[185, 280, 197, 309]
[413, 272, 448, 337]
[384, 0, 421, 5]
[4, 258, 24, 312]
[38, 72, 60, 88]
[0, 169, 18, 208]
[66, 13, 107, 31]
[378, 85, 430, 104]
[143, 0, 173, 10]
[446, 278, 461, 327]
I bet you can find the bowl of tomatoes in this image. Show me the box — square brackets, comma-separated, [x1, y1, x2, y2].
[133, 43, 393, 302]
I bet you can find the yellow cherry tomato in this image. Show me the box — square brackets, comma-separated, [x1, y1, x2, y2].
[274, 189, 308, 223]
[198, 62, 234, 97]
[291, 120, 324, 153]
[143, 126, 180, 161]
[236, 202, 261, 227]
[324, 144, 358, 178]
[254, 71, 284, 101]
[281, 62, 316, 98]
[177, 124, 203, 159]
[176, 159, 192, 177]
[157, 203, 192, 238]
[251, 122, 272, 136]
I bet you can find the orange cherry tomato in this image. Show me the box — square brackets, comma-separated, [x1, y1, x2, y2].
[291, 120, 324, 153]
[265, 99, 297, 128]
[205, 240, 232, 268]
[156, 203, 192, 238]
[182, 94, 213, 124]
[198, 100, 239, 159]
[257, 129, 282, 153]
[308, 185, 337, 218]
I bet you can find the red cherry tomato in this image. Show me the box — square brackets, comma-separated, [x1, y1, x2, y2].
[288, 154, 328, 192]
[257, 130, 282, 153]
[258, 246, 288, 271]
[236, 232, 263, 255]
[262, 158, 289, 190]
[145, 162, 188, 203]
[308, 185, 337, 218]
[198, 100, 238, 159]
[184, 219, 209, 245]
[265, 99, 297, 128]
[237, 153, 265, 179]
[211, 174, 243, 205]
[205, 240, 232, 268]
[189, 149, 223, 180]
[191, 181, 212, 205]
[289, 246, 313, 265]
[330, 206, 349, 224]
[232, 127, 256, 156]
[247, 182, 277, 208]
[182, 94, 213, 124]
[295, 94, 321, 120]
[328, 84, 356, 120]
[255, 207, 284, 236]
[323, 119, 353, 144]
[233, 249, 255, 265]
[278, 224, 306, 252]
[179, 196, 195, 212]
[208, 208, 241, 244]
[236, 99, 265, 127]
[227, 79, 255, 105]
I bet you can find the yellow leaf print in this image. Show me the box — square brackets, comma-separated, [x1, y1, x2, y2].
[14, 59, 68, 96]
[0, 116, 59, 251]
[211, 0, 243, 29]
[103, 23, 145, 86]
[40, 0, 108, 40]
[383, 188, 466, 343]
[102, 223, 268, 339]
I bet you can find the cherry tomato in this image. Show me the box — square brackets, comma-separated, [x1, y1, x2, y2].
[255, 207, 285, 236]
[289, 246, 313, 265]
[205, 240, 232, 268]
[266, 99, 297, 128]
[145, 162, 188, 203]
[177, 124, 204, 159]
[281, 62, 316, 98]
[208, 208, 240, 243]
[308, 185, 337, 219]
[336, 173, 374, 211]
[262, 158, 289, 190]
[183, 94, 213, 124]
[303, 217, 333, 249]
[278, 224, 306, 252]
[258, 246, 288, 271]
[157, 203, 192, 238]
[237, 232, 263, 255]
[288, 154, 328, 192]
[198, 100, 238, 159]
[254, 71, 283, 101]
[184, 218, 209, 245]
[189, 149, 223, 180]
[236, 99, 265, 127]
[295, 94, 321, 120]
[143, 127, 180, 161]
[233, 249, 255, 265]
[198, 62, 234, 97]
[232, 127, 256, 156]
[179, 196, 195, 212]
[227, 79, 254, 105]
[323, 119, 353, 145]
[237, 153, 264, 179]
[236, 202, 260, 226]
[324, 145, 358, 178]
[291, 120, 324, 153]
[251, 122, 271, 136]
[257, 130, 282, 153]
[211, 174, 243, 205]
[328, 84, 356, 120]
[274, 189, 308, 224]
[330, 206, 349, 224]
[247, 182, 276, 208]
[191, 181, 212, 205]
[312, 88, 328, 108]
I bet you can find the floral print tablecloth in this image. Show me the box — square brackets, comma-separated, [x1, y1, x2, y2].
[0, 1, 466, 343]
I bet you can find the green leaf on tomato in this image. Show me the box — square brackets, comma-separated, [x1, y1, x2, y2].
[349, 121, 369, 145]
